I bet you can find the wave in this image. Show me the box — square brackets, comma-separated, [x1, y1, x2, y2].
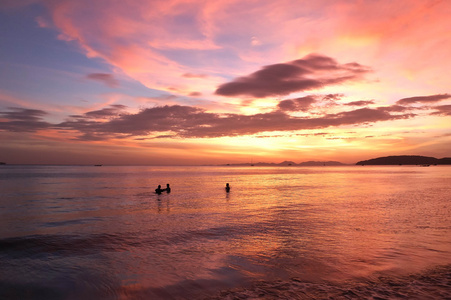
[210, 265, 451, 299]
[0, 233, 144, 259]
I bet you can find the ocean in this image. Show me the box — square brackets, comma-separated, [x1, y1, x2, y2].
[0, 165, 450, 299]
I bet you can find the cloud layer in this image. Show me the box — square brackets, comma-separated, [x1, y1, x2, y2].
[1, 96, 426, 140]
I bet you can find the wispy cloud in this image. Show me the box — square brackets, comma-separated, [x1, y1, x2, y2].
[182, 73, 208, 79]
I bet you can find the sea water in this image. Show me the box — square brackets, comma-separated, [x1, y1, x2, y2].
[0, 165, 450, 299]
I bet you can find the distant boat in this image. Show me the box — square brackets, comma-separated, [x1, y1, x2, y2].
[94, 164, 103, 167]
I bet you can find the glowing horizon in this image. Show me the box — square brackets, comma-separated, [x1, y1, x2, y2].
[1, 0, 450, 165]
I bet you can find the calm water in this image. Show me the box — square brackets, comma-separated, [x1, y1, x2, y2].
[0, 165, 450, 299]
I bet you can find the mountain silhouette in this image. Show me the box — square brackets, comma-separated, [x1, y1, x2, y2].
[356, 155, 451, 165]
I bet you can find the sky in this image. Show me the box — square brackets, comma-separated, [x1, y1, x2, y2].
[1, 0, 450, 165]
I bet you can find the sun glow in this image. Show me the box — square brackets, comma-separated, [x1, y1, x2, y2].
[1, 0, 450, 165]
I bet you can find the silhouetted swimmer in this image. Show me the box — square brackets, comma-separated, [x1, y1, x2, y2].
[165, 183, 171, 193]
[225, 183, 230, 192]
[155, 185, 163, 194]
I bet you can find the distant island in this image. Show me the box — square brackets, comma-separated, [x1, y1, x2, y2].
[223, 160, 346, 166]
[222, 155, 451, 167]
[356, 155, 451, 165]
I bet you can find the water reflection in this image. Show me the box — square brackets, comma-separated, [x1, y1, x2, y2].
[156, 197, 170, 214]
[0, 166, 450, 299]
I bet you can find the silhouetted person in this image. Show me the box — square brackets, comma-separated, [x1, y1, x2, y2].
[155, 185, 163, 194]
[165, 183, 171, 193]
[225, 183, 230, 193]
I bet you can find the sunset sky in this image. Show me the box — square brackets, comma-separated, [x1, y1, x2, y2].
[1, 0, 450, 165]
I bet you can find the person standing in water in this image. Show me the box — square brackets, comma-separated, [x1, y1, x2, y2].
[155, 185, 163, 194]
[225, 183, 230, 192]
[165, 184, 171, 193]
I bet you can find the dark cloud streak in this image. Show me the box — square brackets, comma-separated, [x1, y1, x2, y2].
[431, 105, 451, 116]
[278, 96, 316, 111]
[215, 54, 371, 98]
[396, 93, 451, 105]
[83, 104, 127, 119]
[0, 107, 50, 132]
[86, 73, 119, 88]
[344, 100, 375, 106]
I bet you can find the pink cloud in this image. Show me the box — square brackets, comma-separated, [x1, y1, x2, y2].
[182, 73, 208, 79]
[35, 0, 229, 96]
[28, 0, 450, 105]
